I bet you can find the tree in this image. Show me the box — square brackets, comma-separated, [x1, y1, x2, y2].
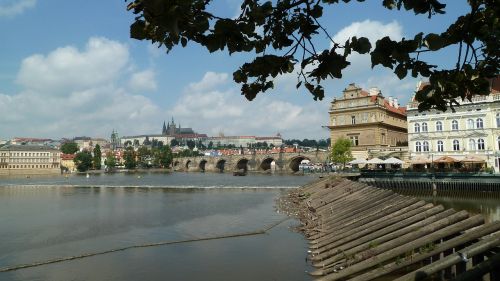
[157, 145, 173, 168]
[137, 146, 152, 167]
[60, 142, 79, 154]
[170, 139, 179, 147]
[186, 140, 196, 150]
[105, 152, 117, 169]
[331, 138, 354, 169]
[74, 151, 92, 172]
[123, 147, 137, 169]
[124, 140, 132, 147]
[126, 1, 498, 112]
[93, 144, 102, 170]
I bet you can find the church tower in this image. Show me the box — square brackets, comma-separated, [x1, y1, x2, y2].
[162, 121, 167, 135]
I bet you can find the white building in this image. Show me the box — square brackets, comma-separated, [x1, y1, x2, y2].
[406, 79, 500, 172]
[0, 145, 61, 175]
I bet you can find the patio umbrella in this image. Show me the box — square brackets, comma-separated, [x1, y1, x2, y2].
[349, 158, 367, 165]
[460, 155, 486, 163]
[434, 156, 458, 163]
[410, 156, 431, 164]
[383, 157, 405, 165]
[366, 157, 384, 164]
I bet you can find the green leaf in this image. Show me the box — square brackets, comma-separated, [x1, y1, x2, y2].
[424, 33, 445, 51]
[130, 20, 147, 40]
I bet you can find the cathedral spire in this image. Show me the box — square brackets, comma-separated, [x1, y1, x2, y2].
[162, 121, 167, 135]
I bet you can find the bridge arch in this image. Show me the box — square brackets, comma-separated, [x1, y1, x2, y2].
[236, 158, 249, 172]
[185, 160, 191, 170]
[173, 160, 180, 169]
[216, 159, 226, 172]
[199, 159, 207, 172]
[289, 156, 310, 173]
[260, 157, 275, 171]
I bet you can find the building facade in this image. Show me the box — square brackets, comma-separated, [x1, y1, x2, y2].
[407, 80, 500, 172]
[0, 145, 61, 175]
[328, 83, 408, 159]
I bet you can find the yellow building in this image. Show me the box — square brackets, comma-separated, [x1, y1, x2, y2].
[0, 145, 61, 176]
[328, 84, 408, 159]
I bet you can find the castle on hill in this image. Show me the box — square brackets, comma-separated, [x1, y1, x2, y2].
[162, 117, 195, 136]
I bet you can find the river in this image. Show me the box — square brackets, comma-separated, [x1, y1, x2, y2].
[0, 172, 315, 281]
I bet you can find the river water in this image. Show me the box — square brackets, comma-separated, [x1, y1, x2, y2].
[0, 172, 315, 281]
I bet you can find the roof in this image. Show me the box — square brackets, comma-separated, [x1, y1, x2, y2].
[13, 137, 52, 142]
[60, 153, 76, 160]
[175, 134, 208, 138]
[0, 145, 59, 152]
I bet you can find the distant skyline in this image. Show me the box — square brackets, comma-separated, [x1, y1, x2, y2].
[0, 0, 470, 140]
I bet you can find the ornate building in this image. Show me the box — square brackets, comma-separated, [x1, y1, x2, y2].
[0, 145, 61, 175]
[406, 78, 500, 172]
[162, 117, 195, 136]
[328, 83, 408, 159]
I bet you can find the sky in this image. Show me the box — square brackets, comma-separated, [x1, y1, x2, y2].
[0, 0, 470, 140]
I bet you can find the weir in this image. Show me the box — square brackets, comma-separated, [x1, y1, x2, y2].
[280, 177, 500, 280]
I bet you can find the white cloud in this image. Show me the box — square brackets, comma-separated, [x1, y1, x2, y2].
[128, 70, 157, 92]
[332, 20, 403, 75]
[0, 37, 164, 139]
[17, 37, 129, 95]
[169, 72, 330, 139]
[0, 0, 36, 18]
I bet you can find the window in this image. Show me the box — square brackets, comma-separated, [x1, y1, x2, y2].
[467, 119, 475, 129]
[476, 118, 484, 129]
[349, 136, 359, 146]
[414, 123, 420, 133]
[422, 122, 428, 132]
[453, 140, 460, 151]
[423, 141, 430, 152]
[497, 113, 500, 128]
[437, 140, 444, 152]
[436, 121, 443, 132]
[452, 120, 459, 130]
[351, 115, 356, 124]
[415, 142, 422, 152]
[469, 139, 476, 151]
[498, 136, 500, 150]
[477, 139, 485, 150]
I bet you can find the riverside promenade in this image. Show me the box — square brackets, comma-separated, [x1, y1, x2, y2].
[279, 177, 500, 280]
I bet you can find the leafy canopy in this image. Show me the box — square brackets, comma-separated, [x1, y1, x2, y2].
[126, 0, 499, 112]
[74, 151, 93, 172]
[60, 142, 79, 154]
[331, 137, 354, 167]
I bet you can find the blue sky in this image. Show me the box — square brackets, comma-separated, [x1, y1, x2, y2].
[0, 0, 469, 140]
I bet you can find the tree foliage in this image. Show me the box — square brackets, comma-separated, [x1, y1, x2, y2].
[331, 137, 353, 168]
[156, 145, 173, 168]
[74, 151, 93, 172]
[126, 0, 499, 112]
[60, 142, 79, 154]
[124, 147, 137, 169]
[105, 152, 117, 169]
[93, 144, 102, 170]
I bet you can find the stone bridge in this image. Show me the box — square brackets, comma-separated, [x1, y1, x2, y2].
[172, 151, 329, 173]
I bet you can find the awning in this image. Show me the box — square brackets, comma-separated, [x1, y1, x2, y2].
[410, 156, 431, 164]
[349, 158, 367, 165]
[383, 157, 405, 165]
[434, 156, 459, 163]
[366, 157, 384, 164]
[460, 155, 486, 163]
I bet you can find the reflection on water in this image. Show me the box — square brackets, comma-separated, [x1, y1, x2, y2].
[0, 173, 315, 281]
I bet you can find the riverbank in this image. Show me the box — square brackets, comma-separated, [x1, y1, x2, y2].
[279, 177, 500, 280]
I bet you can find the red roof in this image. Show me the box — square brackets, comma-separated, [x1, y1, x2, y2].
[60, 153, 75, 160]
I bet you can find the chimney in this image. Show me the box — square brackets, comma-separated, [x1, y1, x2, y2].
[388, 96, 394, 107]
[393, 98, 399, 108]
[369, 87, 380, 96]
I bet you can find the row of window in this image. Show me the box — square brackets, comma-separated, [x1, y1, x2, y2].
[415, 138, 487, 152]
[414, 119, 485, 133]
[0, 164, 58, 169]
[414, 113, 500, 133]
[4, 152, 53, 157]
[2, 158, 52, 163]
